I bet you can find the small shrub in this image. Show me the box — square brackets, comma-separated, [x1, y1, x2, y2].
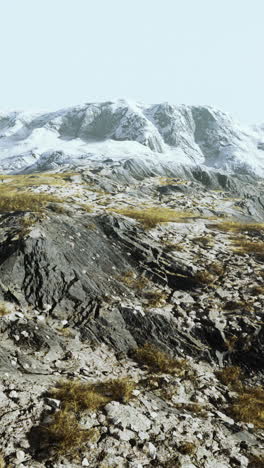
[217, 368, 264, 428]
[112, 206, 194, 229]
[133, 343, 187, 375]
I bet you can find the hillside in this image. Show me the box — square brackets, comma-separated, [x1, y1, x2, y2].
[0, 104, 263, 467]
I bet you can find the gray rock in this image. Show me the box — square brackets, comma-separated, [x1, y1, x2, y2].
[105, 402, 152, 432]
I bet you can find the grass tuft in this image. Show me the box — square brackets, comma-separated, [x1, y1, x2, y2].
[250, 285, 264, 295]
[216, 366, 244, 390]
[178, 441, 197, 455]
[194, 270, 216, 285]
[208, 262, 225, 276]
[119, 271, 149, 290]
[0, 303, 10, 317]
[163, 242, 185, 252]
[49, 377, 136, 411]
[248, 455, 264, 467]
[211, 220, 264, 234]
[112, 206, 194, 229]
[133, 343, 187, 375]
[0, 192, 62, 213]
[32, 377, 136, 459]
[144, 290, 167, 308]
[174, 402, 207, 416]
[231, 239, 264, 258]
[230, 386, 264, 428]
[36, 410, 95, 456]
[216, 367, 264, 428]
[193, 235, 214, 247]
[0, 454, 5, 468]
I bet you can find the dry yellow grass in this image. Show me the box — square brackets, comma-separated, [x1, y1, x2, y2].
[49, 377, 136, 411]
[251, 285, 264, 295]
[193, 235, 215, 247]
[223, 300, 253, 313]
[119, 271, 149, 290]
[248, 454, 264, 467]
[0, 172, 76, 190]
[0, 303, 10, 317]
[232, 239, 264, 257]
[0, 454, 5, 468]
[32, 376, 135, 459]
[112, 206, 194, 229]
[208, 262, 225, 276]
[80, 204, 93, 213]
[194, 270, 216, 285]
[216, 367, 264, 428]
[144, 290, 167, 308]
[174, 402, 207, 415]
[133, 343, 188, 375]
[39, 376, 136, 457]
[163, 242, 185, 252]
[0, 191, 62, 213]
[158, 177, 187, 186]
[38, 409, 95, 456]
[56, 327, 75, 338]
[178, 441, 197, 455]
[230, 386, 264, 428]
[211, 220, 264, 233]
[216, 366, 244, 390]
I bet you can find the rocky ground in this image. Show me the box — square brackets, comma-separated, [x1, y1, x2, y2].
[0, 169, 263, 467]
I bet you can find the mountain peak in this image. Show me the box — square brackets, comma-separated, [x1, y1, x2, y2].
[0, 100, 263, 176]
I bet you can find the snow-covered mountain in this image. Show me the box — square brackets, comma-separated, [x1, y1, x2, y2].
[0, 99, 264, 176]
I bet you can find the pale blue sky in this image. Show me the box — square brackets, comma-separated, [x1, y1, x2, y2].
[0, 0, 263, 122]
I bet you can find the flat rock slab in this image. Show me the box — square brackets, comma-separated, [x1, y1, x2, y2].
[105, 401, 152, 432]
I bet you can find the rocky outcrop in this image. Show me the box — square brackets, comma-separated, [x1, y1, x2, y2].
[0, 170, 264, 467]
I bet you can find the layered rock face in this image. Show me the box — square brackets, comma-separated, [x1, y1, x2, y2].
[0, 102, 264, 467]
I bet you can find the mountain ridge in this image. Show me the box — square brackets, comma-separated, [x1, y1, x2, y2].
[0, 99, 264, 176]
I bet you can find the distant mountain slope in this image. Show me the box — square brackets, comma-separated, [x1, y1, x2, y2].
[0, 100, 264, 175]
